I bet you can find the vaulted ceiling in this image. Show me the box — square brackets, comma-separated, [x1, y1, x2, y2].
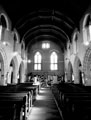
[0, 0, 90, 51]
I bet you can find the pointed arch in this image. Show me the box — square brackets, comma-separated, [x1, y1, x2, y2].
[82, 13, 91, 45]
[0, 12, 11, 30]
[13, 28, 20, 43]
[67, 61, 73, 82]
[72, 28, 79, 54]
[9, 56, 18, 84]
[82, 14, 91, 28]
[74, 56, 82, 84]
[18, 61, 25, 83]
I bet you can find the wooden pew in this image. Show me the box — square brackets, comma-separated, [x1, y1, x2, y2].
[55, 83, 91, 120]
[7, 83, 38, 104]
[0, 81, 40, 120]
[0, 92, 28, 120]
[71, 83, 91, 93]
[1, 83, 39, 102]
[18, 82, 40, 93]
[17, 83, 40, 101]
[0, 85, 33, 120]
[62, 93, 91, 119]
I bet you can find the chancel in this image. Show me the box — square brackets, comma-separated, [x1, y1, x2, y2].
[0, 1, 91, 120]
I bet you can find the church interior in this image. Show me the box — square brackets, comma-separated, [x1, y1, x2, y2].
[0, 0, 91, 120]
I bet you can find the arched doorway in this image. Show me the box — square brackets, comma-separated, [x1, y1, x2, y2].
[74, 56, 82, 84]
[18, 61, 25, 83]
[9, 56, 18, 84]
[67, 61, 73, 82]
[10, 60, 14, 84]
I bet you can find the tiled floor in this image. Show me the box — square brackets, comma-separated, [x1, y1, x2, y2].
[28, 87, 63, 120]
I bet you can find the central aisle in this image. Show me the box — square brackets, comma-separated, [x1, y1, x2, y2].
[28, 87, 63, 120]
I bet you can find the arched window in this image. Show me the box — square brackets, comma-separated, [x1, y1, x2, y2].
[50, 52, 58, 70]
[34, 52, 42, 70]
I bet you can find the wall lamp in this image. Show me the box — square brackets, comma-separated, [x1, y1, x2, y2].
[27, 59, 31, 63]
[3, 41, 10, 46]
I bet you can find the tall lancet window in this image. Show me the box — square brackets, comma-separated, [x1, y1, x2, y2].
[34, 52, 42, 70]
[50, 52, 58, 70]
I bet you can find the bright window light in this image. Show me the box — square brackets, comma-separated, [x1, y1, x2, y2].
[34, 55, 37, 63]
[38, 64, 41, 70]
[34, 64, 37, 70]
[42, 43, 46, 49]
[83, 28, 88, 45]
[46, 43, 50, 48]
[42, 42, 50, 49]
[38, 55, 41, 63]
[55, 64, 58, 70]
[50, 64, 54, 70]
[50, 52, 58, 70]
[34, 52, 42, 70]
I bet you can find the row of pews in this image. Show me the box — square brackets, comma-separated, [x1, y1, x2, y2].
[0, 82, 40, 120]
[51, 82, 91, 120]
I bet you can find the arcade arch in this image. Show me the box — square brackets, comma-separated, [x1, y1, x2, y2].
[67, 61, 73, 82]
[9, 56, 18, 84]
[74, 56, 82, 84]
[18, 61, 25, 83]
[0, 12, 11, 30]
